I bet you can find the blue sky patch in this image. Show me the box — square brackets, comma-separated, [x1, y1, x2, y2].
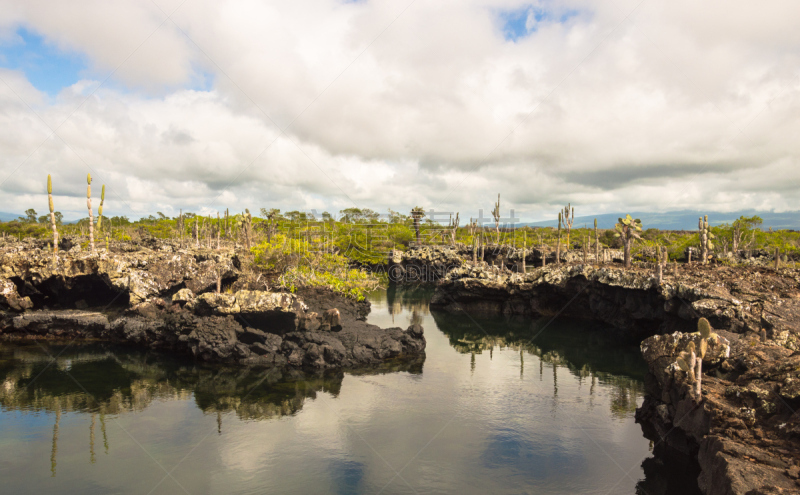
[500, 5, 580, 41]
[0, 27, 89, 95]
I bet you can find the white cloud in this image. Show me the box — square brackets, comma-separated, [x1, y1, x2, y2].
[0, 0, 799, 220]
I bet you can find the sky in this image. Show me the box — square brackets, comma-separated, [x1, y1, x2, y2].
[0, 0, 799, 222]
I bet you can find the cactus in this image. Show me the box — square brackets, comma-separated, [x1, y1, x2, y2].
[243, 209, 253, 249]
[676, 317, 719, 398]
[698, 215, 715, 264]
[411, 207, 425, 245]
[448, 212, 460, 246]
[556, 212, 562, 264]
[594, 218, 599, 264]
[561, 204, 574, 246]
[614, 214, 642, 268]
[97, 185, 105, 231]
[87, 174, 95, 253]
[491, 194, 501, 244]
[47, 174, 58, 260]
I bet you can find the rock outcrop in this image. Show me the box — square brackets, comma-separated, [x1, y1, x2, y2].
[387, 245, 464, 284]
[0, 238, 425, 369]
[637, 330, 800, 494]
[432, 262, 800, 342]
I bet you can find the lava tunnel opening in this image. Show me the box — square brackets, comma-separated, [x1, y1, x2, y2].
[31, 274, 130, 310]
[233, 311, 298, 335]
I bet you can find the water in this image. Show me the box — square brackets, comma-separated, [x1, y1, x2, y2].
[0, 287, 694, 494]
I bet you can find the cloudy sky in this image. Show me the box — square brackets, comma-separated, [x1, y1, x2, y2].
[0, 0, 798, 222]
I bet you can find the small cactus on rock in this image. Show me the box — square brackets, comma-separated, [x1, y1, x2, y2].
[675, 317, 718, 398]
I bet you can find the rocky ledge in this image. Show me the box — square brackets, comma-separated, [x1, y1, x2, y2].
[637, 328, 800, 494]
[431, 262, 800, 344]
[0, 239, 425, 369]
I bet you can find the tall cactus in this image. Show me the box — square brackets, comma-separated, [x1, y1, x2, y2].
[47, 175, 58, 259]
[698, 215, 715, 265]
[96, 185, 105, 232]
[411, 207, 425, 245]
[243, 209, 253, 249]
[614, 214, 642, 268]
[556, 212, 562, 264]
[87, 174, 95, 253]
[491, 194, 501, 244]
[562, 203, 574, 246]
[224, 208, 229, 238]
[594, 218, 599, 263]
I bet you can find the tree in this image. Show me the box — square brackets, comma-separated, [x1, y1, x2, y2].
[259, 208, 282, 221]
[361, 208, 380, 223]
[285, 211, 306, 222]
[339, 208, 363, 223]
[614, 214, 642, 268]
[732, 215, 763, 252]
[19, 209, 37, 223]
[388, 209, 407, 224]
[37, 212, 64, 226]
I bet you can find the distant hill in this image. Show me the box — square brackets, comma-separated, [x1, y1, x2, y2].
[525, 210, 800, 231]
[0, 212, 82, 224]
[0, 212, 21, 222]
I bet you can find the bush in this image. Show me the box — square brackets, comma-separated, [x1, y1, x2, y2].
[251, 234, 305, 272]
[0, 221, 49, 238]
[278, 254, 380, 301]
[252, 237, 380, 301]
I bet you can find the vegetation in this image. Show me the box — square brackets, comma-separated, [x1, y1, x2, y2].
[7, 178, 800, 299]
[251, 235, 379, 301]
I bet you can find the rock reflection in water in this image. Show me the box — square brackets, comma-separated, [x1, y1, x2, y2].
[433, 306, 646, 420]
[0, 342, 423, 476]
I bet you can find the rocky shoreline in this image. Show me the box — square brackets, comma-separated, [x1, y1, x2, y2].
[430, 260, 800, 493]
[0, 239, 425, 370]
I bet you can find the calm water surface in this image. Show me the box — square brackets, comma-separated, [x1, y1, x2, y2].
[0, 287, 693, 494]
